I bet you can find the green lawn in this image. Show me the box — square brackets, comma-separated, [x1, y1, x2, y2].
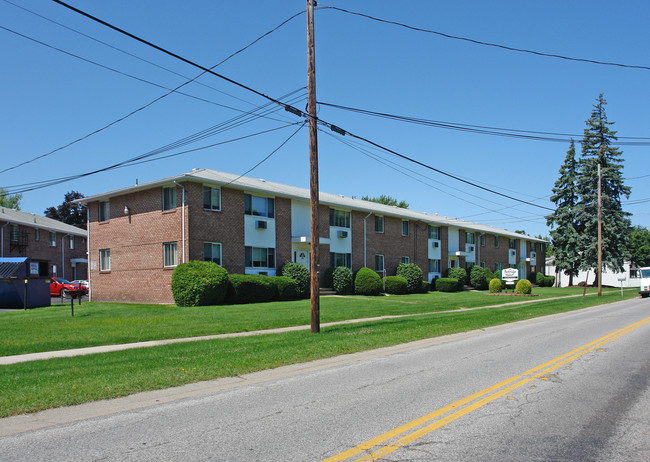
[0, 286, 619, 356]
[0, 289, 638, 417]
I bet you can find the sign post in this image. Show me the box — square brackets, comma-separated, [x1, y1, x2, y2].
[617, 276, 626, 297]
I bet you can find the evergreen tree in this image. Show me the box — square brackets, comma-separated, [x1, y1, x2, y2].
[546, 140, 581, 285]
[575, 94, 631, 278]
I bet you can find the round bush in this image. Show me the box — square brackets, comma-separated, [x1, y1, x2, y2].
[273, 276, 298, 301]
[489, 278, 502, 293]
[395, 263, 424, 293]
[544, 275, 555, 287]
[435, 277, 459, 292]
[484, 269, 496, 285]
[226, 274, 277, 304]
[332, 266, 353, 295]
[354, 267, 382, 296]
[515, 279, 532, 294]
[383, 276, 408, 295]
[536, 272, 546, 286]
[281, 262, 310, 299]
[171, 260, 229, 307]
[447, 267, 468, 286]
[470, 266, 488, 290]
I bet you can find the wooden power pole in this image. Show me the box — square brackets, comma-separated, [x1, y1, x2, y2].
[307, 0, 320, 332]
[597, 163, 602, 297]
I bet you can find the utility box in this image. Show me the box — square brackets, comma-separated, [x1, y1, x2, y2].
[0, 257, 51, 309]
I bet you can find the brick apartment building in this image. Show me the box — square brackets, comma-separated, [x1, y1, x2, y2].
[0, 207, 88, 280]
[78, 169, 545, 304]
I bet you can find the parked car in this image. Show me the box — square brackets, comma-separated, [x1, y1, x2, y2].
[50, 278, 89, 297]
[70, 280, 89, 290]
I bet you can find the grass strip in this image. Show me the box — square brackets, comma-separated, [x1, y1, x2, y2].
[0, 287, 621, 356]
[0, 290, 636, 418]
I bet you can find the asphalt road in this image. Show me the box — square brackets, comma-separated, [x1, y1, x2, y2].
[1, 298, 649, 461]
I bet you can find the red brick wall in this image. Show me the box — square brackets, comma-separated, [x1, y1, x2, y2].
[275, 197, 292, 268]
[478, 233, 510, 271]
[363, 215, 421, 275]
[0, 220, 87, 279]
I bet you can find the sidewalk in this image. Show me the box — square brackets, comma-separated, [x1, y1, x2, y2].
[0, 291, 613, 366]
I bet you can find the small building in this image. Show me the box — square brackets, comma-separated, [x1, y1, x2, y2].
[0, 207, 88, 281]
[78, 169, 546, 304]
[545, 256, 642, 288]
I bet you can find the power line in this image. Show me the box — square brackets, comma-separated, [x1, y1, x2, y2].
[321, 5, 650, 71]
[318, 101, 650, 146]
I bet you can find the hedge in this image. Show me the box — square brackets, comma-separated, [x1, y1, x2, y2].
[544, 275, 556, 287]
[535, 272, 545, 286]
[383, 276, 408, 295]
[273, 276, 299, 301]
[281, 262, 310, 299]
[515, 279, 532, 295]
[435, 277, 459, 292]
[225, 274, 277, 304]
[395, 263, 423, 293]
[355, 267, 382, 295]
[171, 261, 229, 307]
[332, 266, 354, 295]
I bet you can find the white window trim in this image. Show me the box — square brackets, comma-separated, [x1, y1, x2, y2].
[99, 249, 110, 272]
[163, 242, 178, 267]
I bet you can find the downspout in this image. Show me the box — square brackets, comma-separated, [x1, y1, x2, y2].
[174, 181, 186, 263]
[478, 232, 484, 267]
[62, 234, 69, 279]
[362, 211, 372, 267]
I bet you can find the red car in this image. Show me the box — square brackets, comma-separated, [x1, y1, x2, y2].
[50, 277, 88, 297]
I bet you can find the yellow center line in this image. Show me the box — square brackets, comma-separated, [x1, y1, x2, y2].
[323, 316, 650, 462]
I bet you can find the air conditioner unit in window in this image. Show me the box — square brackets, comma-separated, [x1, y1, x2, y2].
[431, 241, 439, 248]
[255, 220, 267, 229]
[531, 252, 536, 258]
[337, 230, 348, 238]
[468, 245, 474, 252]
[510, 250, 516, 256]
[258, 271, 268, 276]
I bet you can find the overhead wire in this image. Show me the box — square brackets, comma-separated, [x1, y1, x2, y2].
[320, 5, 650, 71]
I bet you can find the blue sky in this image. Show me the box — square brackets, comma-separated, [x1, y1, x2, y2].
[2, 0, 649, 238]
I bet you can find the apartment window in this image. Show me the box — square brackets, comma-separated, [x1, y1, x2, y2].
[245, 194, 274, 218]
[375, 254, 385, 272]
[35, 229, 40, 241]
[494, 262, 501, 272]
[245, 246, 275, 268]
[466, 232, 475, 245]
[509, 239, 516, 250]
[428, 226, 440, 240]
[401, 256, 410, 264]
[52, 264, 58, 277]
[203, 186, 221, 211]
[163, 242, 178, 267]
[530, 242, 536, 252]
[494, 236, 499, 248]
[330, 252, 351, 269]
[480, 261, 486, 268]
[99, 249, 110, 271]
[204, 242, 222, 265]
[9, 224, 19, 242]
[428, 259, 441, 273]
[49, 231, 57, 247]
[69, 236, 74, 250]
[480, 235, 486, 247]
[163, 187, 177, 211]
[375, 216, 384, 233]
[402, 220, 409, 236]
[99, 200, 110, 222]
[329, 209, 351, 228]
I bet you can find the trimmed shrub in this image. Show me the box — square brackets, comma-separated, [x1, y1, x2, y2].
[470, 266, 489, 290]
[273, 276, 298, 301]
[354, 267, 382, 296]
[395, 263, 424, 293]
[226, 274, 277, 304]
[447, 267, 468, 287]
[383, 276, 408, 295]
[323, 266, 335, 288]
[435, 277, 459, 292]
[536, 272, 545, 286]
[489, 278, 502, 293]
[421, 281, 431, 293]
[281, 262, 310, 299]
[544, 275, 555, 287]
[333, 266, 354, 295]
[171, 261, 229, 307]
[515, 279, 532, 295]
[484, 268, 496, 285]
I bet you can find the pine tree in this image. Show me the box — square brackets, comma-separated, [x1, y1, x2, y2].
[575, 94, 631, 278]
[546, 140, 581, 285]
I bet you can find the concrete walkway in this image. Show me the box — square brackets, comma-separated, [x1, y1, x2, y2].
[1, 291, 624, 366]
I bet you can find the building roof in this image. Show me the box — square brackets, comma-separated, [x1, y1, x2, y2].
[77, 168, 546, 243]
[0, 207, 87, 237]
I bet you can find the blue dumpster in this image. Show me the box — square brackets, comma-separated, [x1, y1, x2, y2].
[0, 257, 51, 309]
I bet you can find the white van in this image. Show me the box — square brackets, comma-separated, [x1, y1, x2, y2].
[640, 267, 650, 298]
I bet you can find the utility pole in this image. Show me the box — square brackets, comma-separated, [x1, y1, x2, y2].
[597, 163, 602, 296]
[307, 0, 320, 333]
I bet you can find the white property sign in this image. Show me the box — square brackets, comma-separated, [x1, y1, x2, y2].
[502, 268, 519, 287]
